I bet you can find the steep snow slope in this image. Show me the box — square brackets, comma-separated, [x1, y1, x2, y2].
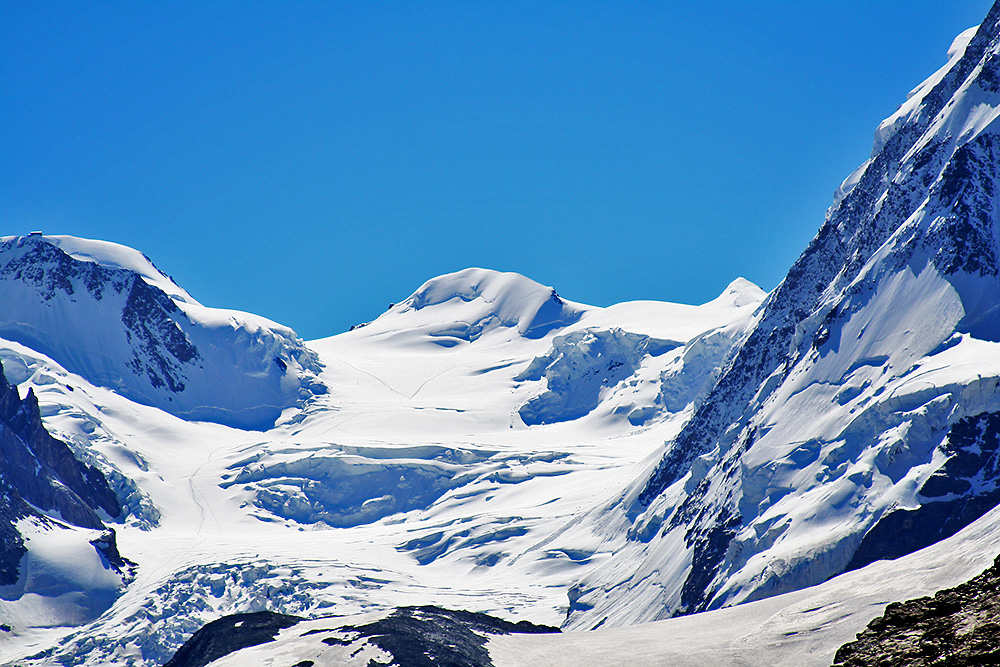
[489, 504, 1000, 667]
[0, 268, 764, 666]
[0, 235, 324, 430]
[564, 3, 1000, 629]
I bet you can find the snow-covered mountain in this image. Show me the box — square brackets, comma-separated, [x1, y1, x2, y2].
[0, 256, 767, 665]
[562, 0, 1000, 629]
[0, 235, 325, 430]
[5, 3, 1000, 666]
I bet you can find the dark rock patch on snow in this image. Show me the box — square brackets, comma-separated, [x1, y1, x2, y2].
[337, 606, 560, 667]
[163, 606, 558, 667]
[163, 611, 304, 667]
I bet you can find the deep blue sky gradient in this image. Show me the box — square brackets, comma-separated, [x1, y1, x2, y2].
[1, 1, 994, 338]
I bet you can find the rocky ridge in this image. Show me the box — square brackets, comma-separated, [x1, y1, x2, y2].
[0, 358, 122, 586]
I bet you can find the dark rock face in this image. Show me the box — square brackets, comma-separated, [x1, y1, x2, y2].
[162, 611, 304, 667]
[0, 478, 29, 586]
[833, 554, 1000, 666]
[0, 236, 120, 301]
[120, 273, 199, 394]
[0, 365, 120, 529]
[0, 359, 121, 585]
[89, 528, 136, 577]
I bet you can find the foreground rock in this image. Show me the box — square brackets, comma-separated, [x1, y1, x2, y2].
[833, 554, 1000, 666]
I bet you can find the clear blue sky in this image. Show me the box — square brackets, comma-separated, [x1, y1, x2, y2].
[1, 1, 993, 339]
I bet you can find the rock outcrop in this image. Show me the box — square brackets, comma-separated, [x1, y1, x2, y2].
[833, 553, 1000, 666]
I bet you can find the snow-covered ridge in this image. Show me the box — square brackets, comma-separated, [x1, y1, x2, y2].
[565, 3, 1000, 629]
[0, 235, 324, 430]
[23, 234, 197, 305]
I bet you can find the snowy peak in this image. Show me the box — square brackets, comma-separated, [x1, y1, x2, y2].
[33, 235, 196, 305]
[567, 2, 1000, 629]
[361, 268, 586, 344]
[703, 277, 767, 309]
[0, 234, 324, 430]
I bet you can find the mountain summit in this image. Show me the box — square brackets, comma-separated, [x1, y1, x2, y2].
[9, 4, 1000, 666]
[0, 235, 325, 430]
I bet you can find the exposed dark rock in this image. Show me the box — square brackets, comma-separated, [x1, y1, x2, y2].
[0, 236, 122, 301]
[0, 358, 122, 585]
[0, 478, 29, 586]
[121, 273, 199, 394]
[0, 367, 120, 528]
[339, 605, 559, 667]
[162, 611, 304, 667]
[676, 507, 741, 615]
[833, 553, 1000, 666]
[89, 529, 136, 577]
[164, 605, 559, 667]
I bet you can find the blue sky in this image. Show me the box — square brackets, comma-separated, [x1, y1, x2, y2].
[1, 1, 994, 339]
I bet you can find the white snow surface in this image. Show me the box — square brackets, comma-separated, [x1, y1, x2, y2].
[0, 519, 126, 632]
[188, 501, 1000, 666]
[0, 268, 766, 666]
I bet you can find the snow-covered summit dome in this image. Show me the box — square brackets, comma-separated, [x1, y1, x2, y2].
[0, 234, 324, 430]
[359, 268, 587, 345]
[703, 277, 767, 309]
